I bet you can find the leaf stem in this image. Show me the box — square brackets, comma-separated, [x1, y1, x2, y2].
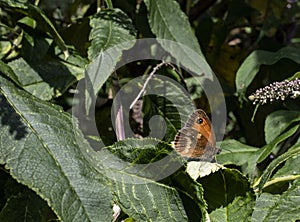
[129, 61, 167, 109]
[105, 0, 113, 9]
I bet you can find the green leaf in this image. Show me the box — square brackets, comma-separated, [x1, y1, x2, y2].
[0, 0, 69, 58]
[0, 78, 189, 221]
[104, 0, 113, 9]
[257, 124, 299, 163]
[8, 57, 84, 100]
[143, 0, 213, 79]
[198, 168, 251, 212]
[288, 71, 300, 80]
[236, 46, 300, 97]
[252, 178, 300, 222]
[217, 139, 259, 176]
[255, 143, 300, 191]
[170, 170, 207, 222]
[265, 110, 300, 144]
[86, 8, 136, 113]
[209, 192, 255, 222]
[98, 139, 191, 221]
[273, 142, 300, 179]
[113, 180, 188, 221]
[103, 138, 207, 221]
[88, 9, 136, 60]
[0, 76, 113, 221]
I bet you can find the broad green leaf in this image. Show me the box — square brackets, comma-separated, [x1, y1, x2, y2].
[86, 8, 136, 113]
[236, 46, 300, 97]
[252, 178, 300, 222]
[0, 76, 112, 221]
[257, 125, 299, 163]
[8, 57, 84, 100]
[255, 143, 300, 191]
[104, 138, 207, 221]
[198, 168, 251, 212]
[0, 76, 190, 221]
[112, 180, 188, 221]
[0, 0, 69, 58]
[265, 110, 300, 143]
[209, 192, 255, 222]
[143, 0, 213, 79]
[217, 139, 259, 177]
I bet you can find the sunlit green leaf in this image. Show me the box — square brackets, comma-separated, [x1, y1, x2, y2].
[144, 0, 213, 80]
[85, 8, 136, 113]
[0, 76, 190, 221]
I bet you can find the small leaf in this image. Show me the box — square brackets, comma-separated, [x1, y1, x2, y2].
[265, 110, 300, 144]
[186, 162, 223, 180]
[288, 71, 300, 80]
[236, 46, 300, 98]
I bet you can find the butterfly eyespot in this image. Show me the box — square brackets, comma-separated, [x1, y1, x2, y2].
[196, 118, 203, 124]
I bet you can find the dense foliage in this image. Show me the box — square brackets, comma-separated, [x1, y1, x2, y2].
[0, 0, 299, 221]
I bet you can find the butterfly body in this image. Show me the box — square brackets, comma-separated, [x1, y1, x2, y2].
[174, 109, 220, 162]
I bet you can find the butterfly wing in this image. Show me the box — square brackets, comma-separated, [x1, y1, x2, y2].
[174, 109, 220, 162]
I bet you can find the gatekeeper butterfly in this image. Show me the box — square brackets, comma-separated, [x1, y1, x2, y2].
[174, 109, 221, 162]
